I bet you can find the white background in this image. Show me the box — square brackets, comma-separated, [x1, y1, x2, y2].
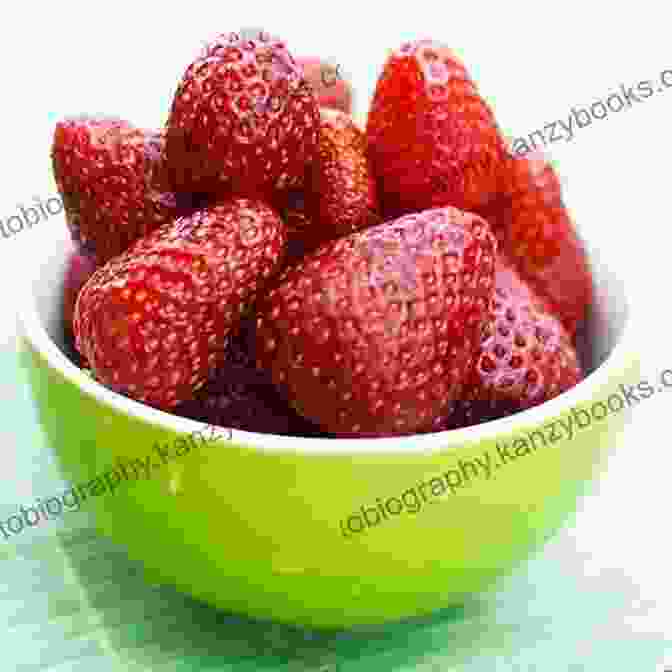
[0, 0, 670, 655]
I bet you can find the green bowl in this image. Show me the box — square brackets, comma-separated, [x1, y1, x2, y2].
[18, 220, 639, 629]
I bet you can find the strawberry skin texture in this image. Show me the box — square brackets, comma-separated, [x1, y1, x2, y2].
[74, 198, 286, 410]
[52, 117, 185, 265]
[446, 260, 583, 428]
[366, 40, 508, 220]
[297, 57, 352, 113]
[481, 150, 592, 335]
[275, 111, 380, 260]
[165, 32, 320, 199]
[304, 109, 380, 249]
[255, 207, 497, 437]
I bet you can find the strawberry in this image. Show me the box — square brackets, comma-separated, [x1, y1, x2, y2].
[304, 109, 380, 248]
[444, 260, 583, 429]
[165, 32, 320, 199]
[480, 150, 592, 335]
[74, 198, 286, 410]
[255, 207, 497, 437]
[52, 117, 187, 265]
[366, 40, 508, 220]
[63, 249, 97, 332]
[175, 318, 324, 436]
[274, 111, 379, 257]
[297, 57, 352, 113]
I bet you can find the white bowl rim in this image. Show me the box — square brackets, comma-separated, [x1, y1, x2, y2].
[17, 222, 638, 456]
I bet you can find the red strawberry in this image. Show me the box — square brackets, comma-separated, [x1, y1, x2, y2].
[165, 32, 320, 199]
[63, 250, 97, 332]
[52, 117, 187, 265]
[74, 198, 286, 410]
[297, 57, 352, 113]
[175, 318, 324, 436]
[480, 150, 592, 335]
[444, 260, 583, 429]
[304, 109, 380, 248]
[255, 207, 497, 437]
[366, 40, 508, 220]
[274, 111, 379, 258]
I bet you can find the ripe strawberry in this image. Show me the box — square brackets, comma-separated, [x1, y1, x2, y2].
[273, 111, 379, 257]
[480, 150, 592, 335]
[52, 117, 187, 265]
[444, 260, 583, 429]
[175, 318, 324, 436]
[165, 32, 320, 199]
[63, 250, 97, 332]
[297, 57, 352, 113]
[304, 109, 380, 248]
[366, 40, 508, 220]
[255, 207, 497, 437]
[74, 198, 286, 410]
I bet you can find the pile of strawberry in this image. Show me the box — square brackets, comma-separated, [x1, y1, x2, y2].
[53, 32, 592, 438]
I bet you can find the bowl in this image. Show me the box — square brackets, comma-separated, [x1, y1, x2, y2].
[18, 217, 639, 629]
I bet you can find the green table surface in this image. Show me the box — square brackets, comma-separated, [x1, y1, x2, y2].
[1, 340, 671, 672]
